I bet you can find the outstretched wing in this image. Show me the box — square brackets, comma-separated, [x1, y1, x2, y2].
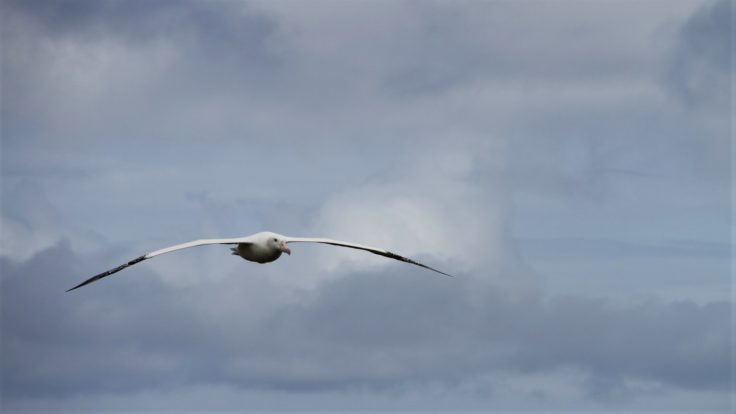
[283, 237, 453, 277]
[67, 237, 253, 292]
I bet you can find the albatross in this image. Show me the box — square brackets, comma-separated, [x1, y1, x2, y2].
[67, 231, 452, 291]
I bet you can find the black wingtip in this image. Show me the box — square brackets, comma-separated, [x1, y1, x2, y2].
[428, 266, 454, 278]
[66, 282, 87, 293]
[383, 251, 454, 278]
[66, 273, 106, 292]
[66, 255, 147, 292]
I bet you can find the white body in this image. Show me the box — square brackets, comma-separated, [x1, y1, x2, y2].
[232, 232, 285, 263]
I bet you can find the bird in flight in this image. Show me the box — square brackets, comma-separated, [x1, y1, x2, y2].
[67, 231, 452, 291]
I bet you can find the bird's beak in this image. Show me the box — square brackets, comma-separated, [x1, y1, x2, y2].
[280, 240, 291, 255]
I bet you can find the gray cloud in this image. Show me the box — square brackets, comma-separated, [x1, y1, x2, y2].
[3, 0, 278, 60]
[667, 0, 732, 108]
[1, 242, 729, 407]
[2, 0, 281, 150]
[519, 237, 731, 261]
[1, 0, 731, 411]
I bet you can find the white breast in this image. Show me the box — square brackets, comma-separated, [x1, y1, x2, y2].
[234, 242, 282, 264]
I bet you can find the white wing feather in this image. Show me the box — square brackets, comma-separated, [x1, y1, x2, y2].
[284, 237, 452, 277]
[67, 236, 253, 291]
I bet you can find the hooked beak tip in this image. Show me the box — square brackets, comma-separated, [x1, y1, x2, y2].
[280, 241, 291, 255]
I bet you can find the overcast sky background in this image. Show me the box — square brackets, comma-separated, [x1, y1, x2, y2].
[1, 0, 732, 412]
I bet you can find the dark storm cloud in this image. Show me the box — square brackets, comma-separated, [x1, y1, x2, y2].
[659, 0, 732, 187]
[4, 0, 277, 55]
[260, 276, 730, 393]
[2, 0, 282, 151]
[1, 242, 181, 397]
[667, 0, 732, 107]
[2, 0, 280, 89]
[2, 242, 729, 400]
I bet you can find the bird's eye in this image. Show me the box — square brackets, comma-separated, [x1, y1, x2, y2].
[273, 238, 278, 242]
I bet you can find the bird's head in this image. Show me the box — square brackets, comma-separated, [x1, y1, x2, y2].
[268, 234, 291, 255]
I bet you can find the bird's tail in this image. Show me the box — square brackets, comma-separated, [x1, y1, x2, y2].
[230, 247, 239, 256]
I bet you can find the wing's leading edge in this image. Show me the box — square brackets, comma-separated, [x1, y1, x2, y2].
[67, 237, 252, 292]
[284, 237, 453, 277]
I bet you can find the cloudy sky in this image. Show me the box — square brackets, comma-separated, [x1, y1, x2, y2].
[1, 0, 732, 412]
